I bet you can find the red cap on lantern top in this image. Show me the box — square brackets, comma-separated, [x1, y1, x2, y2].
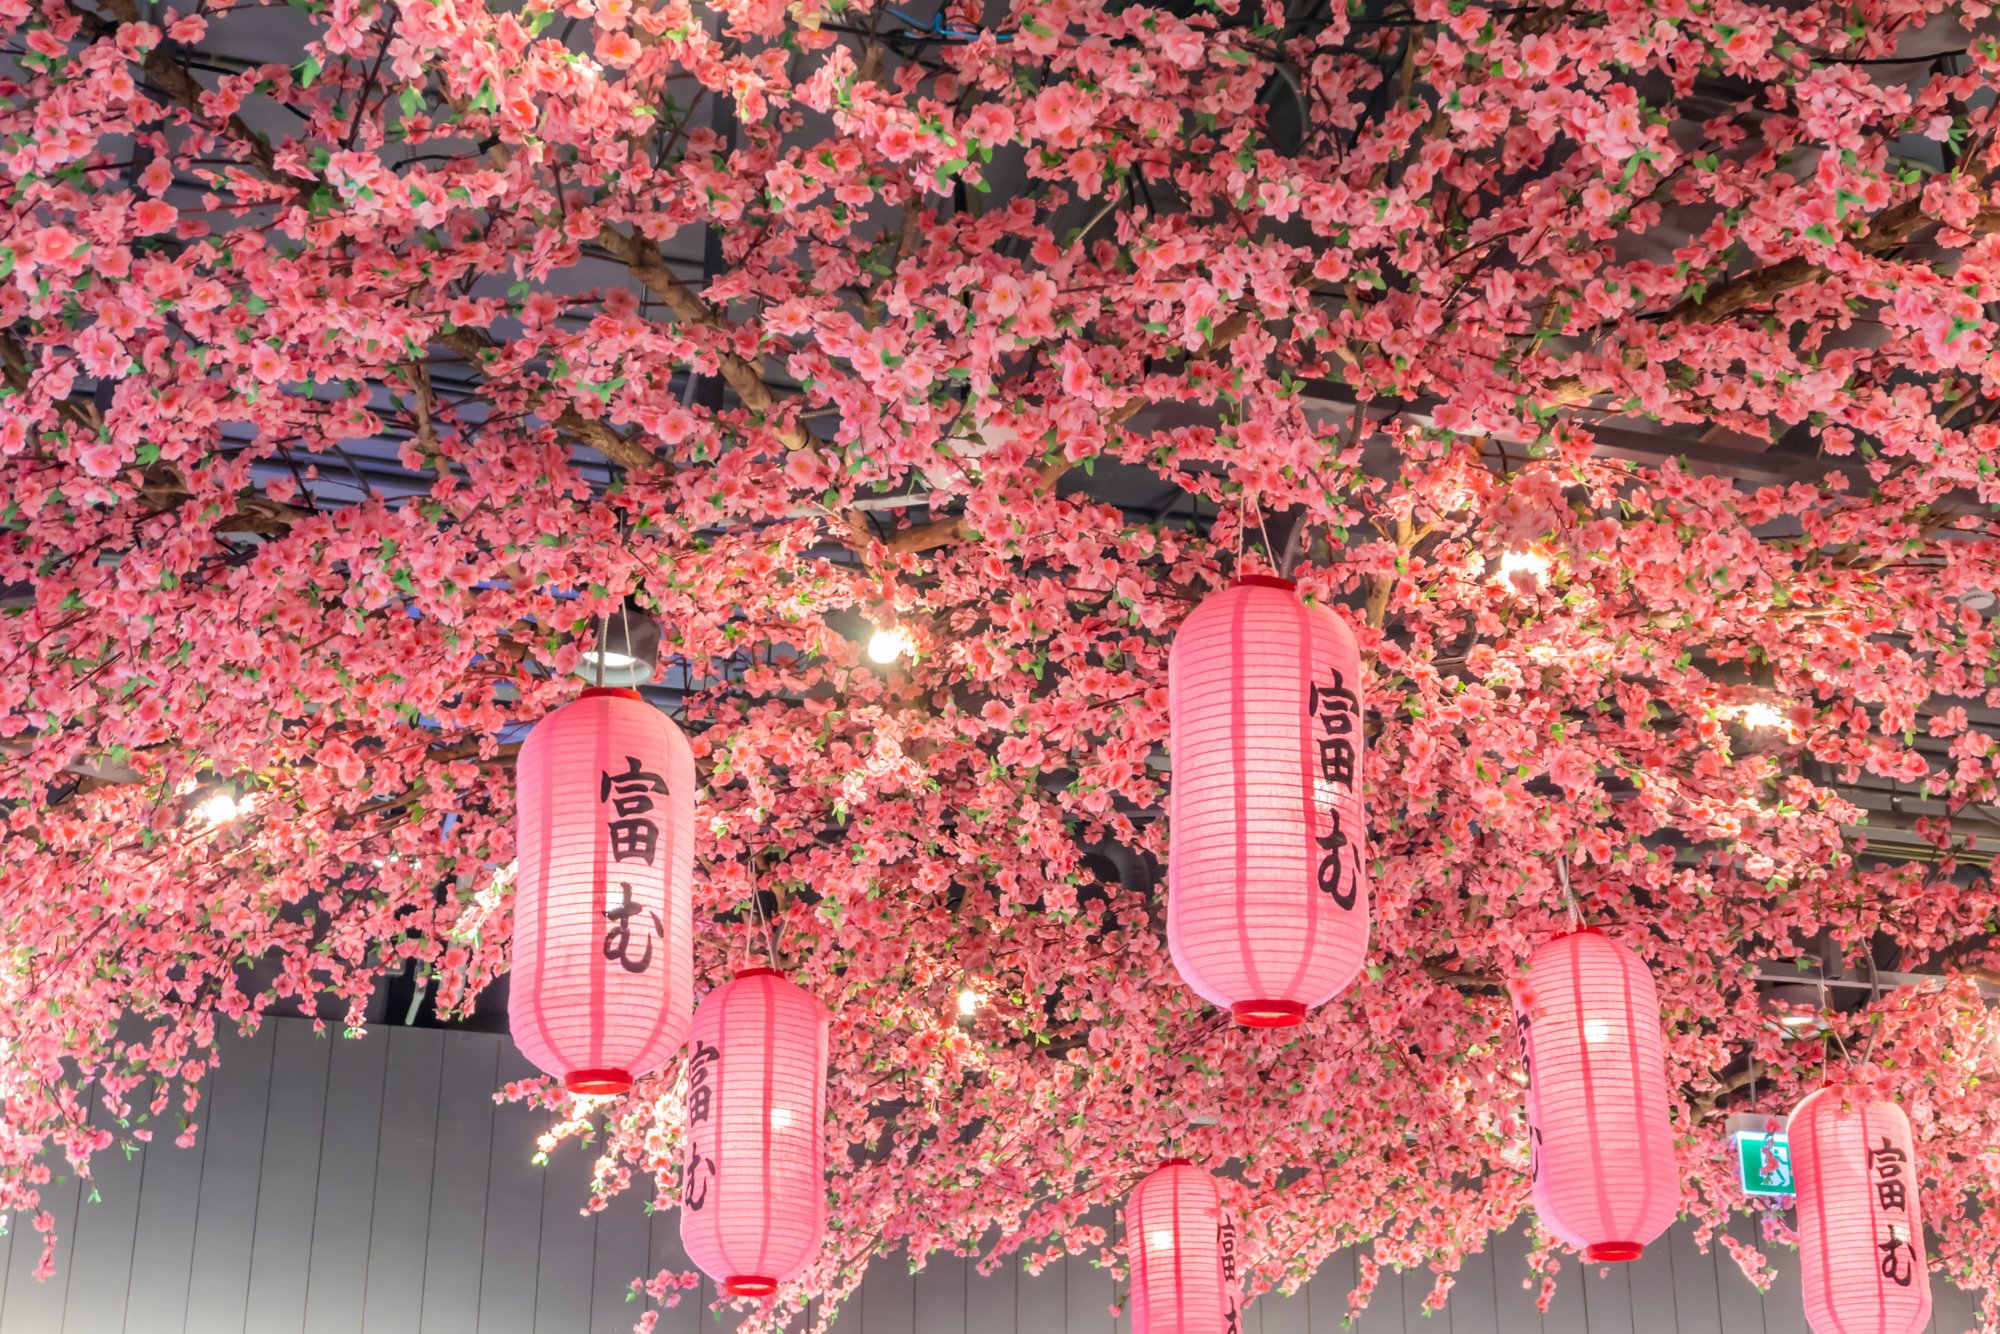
[1125, 1160, 1242, 1334]
[1792, 1087, 1931, 1334]
[1510, 929, 1679, 1262]
[510, 688, 694, 1095]
[681, 968, 830, 1299]
[1168, 577, 1368, 1026]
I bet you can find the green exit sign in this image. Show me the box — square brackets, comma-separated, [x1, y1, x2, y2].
[1736, 1131, 1794, 1197]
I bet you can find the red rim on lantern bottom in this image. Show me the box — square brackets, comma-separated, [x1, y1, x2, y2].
[1585, 1242, 1643, 1263]
[564, 1068, 634, 1095]
[1232, 999, 1307, 1027]
[724, 1277, 779, 1298]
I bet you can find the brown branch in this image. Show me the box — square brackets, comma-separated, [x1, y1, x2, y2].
[1537, 201, 2000, 409]
[92, 0, 302, 189]
[593, 228, 807, 452]
[436, 328, 657, 471]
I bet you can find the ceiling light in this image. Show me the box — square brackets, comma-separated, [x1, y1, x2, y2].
[193, 791, 250, 828]
[1731, 701, 1786, 731]
[572, 598, 661, 688]
[1498, 549, 1550, 582]
[868, 625, 913, 666]
[956, 988, 979, 1018]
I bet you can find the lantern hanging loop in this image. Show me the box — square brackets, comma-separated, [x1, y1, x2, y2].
[1254, 498, 1278, 577]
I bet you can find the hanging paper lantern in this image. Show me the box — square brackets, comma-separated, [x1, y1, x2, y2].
[1125, 1159, 1242, 1334]
[1510, 929, 1679, 1261]
[511, 686, 694, 1094]
[1793, 1086, 1931, 1334]
[1168, 576, 1368, 1026]
[681, 968, 830, 1297]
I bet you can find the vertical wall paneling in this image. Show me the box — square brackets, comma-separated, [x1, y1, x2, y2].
[1306, 1244, 1358, 1334]
[302, 1026, 391, 1334]
[181, 1020, 278, 1333]
[1712, 1216, 1767, 1334]
[1665, 1220, 1723, 1334]
[1401, 1260, 1438, 1334]
[1622, 1232, 1678, 1334]
[641, 1176, 699, 1334]
[21, 1019, 1988, 1334]
[2, 1127, 85, 1334]
[1541, 1249, 1590, 1334]
[60, 1086, 150, 1334]
[1577, 1257, 1634, 1334]
[120, 1070, 213, 1334]
[1936, 1270, 1982, 1334]
[1755, 1228, 1807, 1334]
[588, 1187, 653, 1334]
[964, 1239, 1018, 1334]
[418, 1031, 499, 1334]
[1355, 1252, 1405, 1334]
[476, 1045, 546, 1334]
[1451, 1235, 1502, 1334]
[912, 1246, 968, 1334]
[531, 1131, 599, 1332]
[858, 1244, 916, 1334]
[363, 1026, 447, 1332]
[1063, 1212, 1115, 1334]
[1261, 1278, 1311, 1334]
[245, 1022, 335, 1334]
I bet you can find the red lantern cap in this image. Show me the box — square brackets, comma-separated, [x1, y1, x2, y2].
[1234, 574, 1297, 591]
[1585, 1242, 1643, 1263]
[723, 1277, 779, 1298]
[1231, 999, 1307, 1027]
[577, 686, 645, 701]
[734, 966, 782, 979]
[565, 1068, 634, 1095]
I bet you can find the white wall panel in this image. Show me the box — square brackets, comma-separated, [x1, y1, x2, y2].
[8, 1019, 1987, 1334]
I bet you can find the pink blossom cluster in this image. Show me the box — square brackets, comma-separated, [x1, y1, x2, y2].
[4, 0, 2000, 1327]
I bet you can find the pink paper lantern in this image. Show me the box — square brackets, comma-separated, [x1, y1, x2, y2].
[681, 967, 830, 1298]
[1510, 929, 1679, 1261]
[1793, 1087, 1931, 1334]
[1168, 576, 1368, 1026]
[1125, 1159, 1242, 1334]
[510, 686, 694, 1094]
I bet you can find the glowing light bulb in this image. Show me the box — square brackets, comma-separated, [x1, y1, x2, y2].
[1583, 1018, 1613, 1046]
[957, 988, 979, 1018]
[867, 625, 913, 665]
[1146, 1229, 1178, 1254]
[1499, 549, 1551, 581]
[770, 1106, 794, 1131]
[1779, 1012, 1818, 1029]
[1732, 701, 1785, 731]
[193, 791, 249, 828]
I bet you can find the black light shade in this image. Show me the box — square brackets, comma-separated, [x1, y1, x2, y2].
[575, 598, 661, 688]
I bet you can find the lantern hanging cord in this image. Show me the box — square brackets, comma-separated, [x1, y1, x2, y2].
[746, 850, 780, 968]
[1235, 491, 1246, 570]
[1556, 857, 1582, 931]
[594, 604, 608, 689]
[1861, 952, 1881, 1068]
